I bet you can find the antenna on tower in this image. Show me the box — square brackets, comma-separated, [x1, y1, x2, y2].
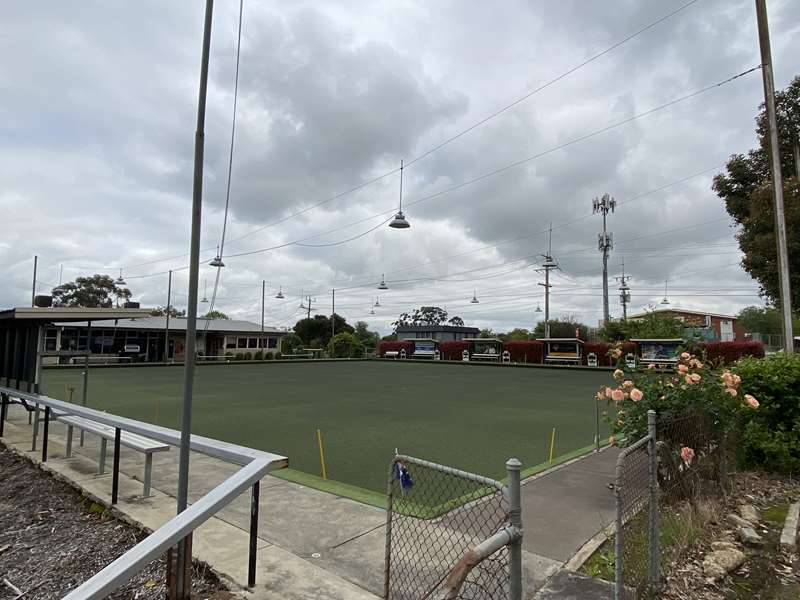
[615, 258, 631, 321]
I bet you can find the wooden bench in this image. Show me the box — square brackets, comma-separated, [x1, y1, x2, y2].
[56, 414, 170, 497]
[471, 352, 501, 362]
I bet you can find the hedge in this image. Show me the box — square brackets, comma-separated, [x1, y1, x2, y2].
[439, 341, 470, 361]
[584, 342, 610, 366]
[503, 340, 543, 363]
[377, 340, 414, 358]
[696, 341, 765, 365]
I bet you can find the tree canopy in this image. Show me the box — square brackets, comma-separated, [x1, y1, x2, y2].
[713, 75, 800, 308]
[353, 321, 379, 348]
[293, 314, 353, 348]
[51, 274, 131, 308]
[598, 311, 684, 342]
[498, 328, 532, 342]
[737, 305, 800, 335]
[328, 332, 365, 358]
[393, 306, 465, 330]
[202, 310, 230, 320]
[533, 316, 588, 339]
[150, 306, 186, 318]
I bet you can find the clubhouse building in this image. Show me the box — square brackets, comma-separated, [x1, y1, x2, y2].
[46, 316, 287, 362]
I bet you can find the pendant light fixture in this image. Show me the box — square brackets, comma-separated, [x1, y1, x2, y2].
[470, 290, 479, 304]
[389, 160, 410, 229]
[661, 280, 670, 305]
[209, 246, 225, 268]
[114, 268, 126, 286]
[377, 275, 389, 290]
[275, 286, 284, 299]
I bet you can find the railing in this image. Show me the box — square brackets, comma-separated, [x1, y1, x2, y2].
[0, 385, 287, 599]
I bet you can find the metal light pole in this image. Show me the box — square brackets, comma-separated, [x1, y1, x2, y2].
[331, 289, 335, 343]
[165, 270, 172, 362]
[755, 0, 794, 353]
[175, 0, 214, 594]
[261, 280, 265, 353]
[593, 194, 616, 326]
[537, 224, 558, 338]
[31, 255, 38, 307]
[616, 259, 631, 321]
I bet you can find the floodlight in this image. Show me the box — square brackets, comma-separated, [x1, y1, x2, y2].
[377, 275, 388, 290]
[115, 269, 126, 286]
[389, 160, 410, 229]
[470, 290, 479, 304]
[275, 286, 284, 299]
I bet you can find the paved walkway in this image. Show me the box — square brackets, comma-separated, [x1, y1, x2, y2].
[1, 405, 618, 599]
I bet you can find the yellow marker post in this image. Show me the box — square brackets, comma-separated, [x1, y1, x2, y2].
[549, 427, 556, 464]
[317, 428, 328, 480]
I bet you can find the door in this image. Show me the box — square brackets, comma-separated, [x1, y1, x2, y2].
[720, 320, 734, 342]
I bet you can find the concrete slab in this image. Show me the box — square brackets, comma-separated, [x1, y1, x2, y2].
[521, 449, 618, 562]
[534, 569, 614, 600]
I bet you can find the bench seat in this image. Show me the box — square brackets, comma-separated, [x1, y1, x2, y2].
[56, 414, 169, 497]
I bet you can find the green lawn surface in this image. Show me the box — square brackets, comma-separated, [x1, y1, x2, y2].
[43, 361, 611, 496]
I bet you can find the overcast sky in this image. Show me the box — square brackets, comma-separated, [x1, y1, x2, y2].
[2, 0, 798, 334]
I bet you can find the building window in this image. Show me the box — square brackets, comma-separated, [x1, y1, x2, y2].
[237, 337, 247, 349]
[267, 337, 278, 349]
[225, 336, 236, 349]
[44, 329, 58, 352]
[248, 337, 258, 349]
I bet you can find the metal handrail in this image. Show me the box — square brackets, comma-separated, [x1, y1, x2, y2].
[0, 385, 287, 599]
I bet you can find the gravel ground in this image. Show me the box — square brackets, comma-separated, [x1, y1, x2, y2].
[0, 445, 233, 600]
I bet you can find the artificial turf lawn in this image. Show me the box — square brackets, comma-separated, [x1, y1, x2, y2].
[43, 360, 612, 496]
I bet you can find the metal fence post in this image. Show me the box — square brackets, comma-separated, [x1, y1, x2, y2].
[614, 454, 623, 600]
[506, 458, 523, 600]
[112, 427, 121, 504]
[383, 458, 397, 600]
[41, 406, 50, 462]
[595, 394, 601, 452]
[0, 392, 7, 437]
[248, 481, 260, 587]
[648, 410, 660, 594]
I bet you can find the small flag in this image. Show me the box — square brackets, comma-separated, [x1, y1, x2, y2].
[394, 461, 414, 491]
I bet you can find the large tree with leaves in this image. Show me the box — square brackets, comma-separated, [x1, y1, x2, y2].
[52, 274, 131, 308]
[713, 75, 800, 308]
[392, 306, 465, 330]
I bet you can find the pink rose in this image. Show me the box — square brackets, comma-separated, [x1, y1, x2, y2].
[623, 380, 634, 389]
[677, 364, 688, 374]
[613, 369, 624, 381]
[611, 388, 625, 402]
[680, 446, 695, 463]
[733, 374, 742, 386]
[630, 388, 643, 402]
[724, 387, 737, 397]
[605, 386, 613, 398]
[745, 394, 759, 409]
[685, 374, 694, 385]
[690, 373, 701, 383]
[596, 391, 605, 401]
[648, 363, 656, 370]
[680, 352, 691, 360]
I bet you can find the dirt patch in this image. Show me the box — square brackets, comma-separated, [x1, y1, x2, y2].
[660, 472, 800, 600]
[0, 445, 233, 599]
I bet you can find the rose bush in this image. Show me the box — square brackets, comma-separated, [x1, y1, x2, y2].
[599, 351, 759, 445]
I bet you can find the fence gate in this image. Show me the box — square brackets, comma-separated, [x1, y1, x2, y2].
[384, 455, 522, 600]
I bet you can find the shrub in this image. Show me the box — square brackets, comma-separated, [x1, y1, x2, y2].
[439, 340, 470, 360]
[329, 332, 365, 358]
[733, 353, 800, 472]
[695, 341, 765, 365]
[274, 351, 282, 360]
[254, 350, 264, 360]
[264, 352, 274, 360]
[599, 350, 760, 445]
[377, 340, 414, 358]
[244, 352, 253, 361]
[503, 340, 543, 363]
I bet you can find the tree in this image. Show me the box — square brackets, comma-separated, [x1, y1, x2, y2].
[202, 310, 230, 320]
[498, 328, 532, 342]
[293, 314, 353, 347]
[328, 332, 365, 358]
[533, 316, 588, 339]
[598, 311, 685, 341]
[52, 274, 131, 308]
[478, 328, 495, 338]
[737, 305, 800, 335]
[280, 332, 304, 355]
[713, 75, 800, 307]
[393, 306, 464, 330]
[150, 306, 186, 318]
[353, 321, 379, 348]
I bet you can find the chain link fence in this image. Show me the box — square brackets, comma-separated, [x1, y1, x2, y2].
[613, 410, 728, 599]
[384, 455, 522, 600]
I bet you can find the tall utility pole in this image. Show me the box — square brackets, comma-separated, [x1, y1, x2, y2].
[175, 0, 214, 595]
[261, 280, 266, 352]
[31, 255, 38, 306]
[331, 290, 335, 342]
[793, 132, 800, 180]
[537, 224, 558, 338]
[593, 193, 616, 326]
[164, 270, 173, 362]
[615, 259, 631, 321]
[756, 0, 794, 353]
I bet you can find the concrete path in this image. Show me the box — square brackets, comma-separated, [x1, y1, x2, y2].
[1, 405, 619, 599]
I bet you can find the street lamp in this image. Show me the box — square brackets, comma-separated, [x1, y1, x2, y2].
[115, 268, 126, 286]
[209, 246, 225, 268]
[275, 286, 284, 299]
[377, 275, 389, 290]
[389, 160, 410, 229]
[470, 290, 479, 304]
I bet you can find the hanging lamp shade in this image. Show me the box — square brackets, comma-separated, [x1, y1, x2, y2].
[374, 297, 381, 307]
[377, 275, 388, 290]
[661, 296, 670, 305]
[535, 303, 542, 313]
[115, 269, 126, 286]
[660, 280, 670, 305]
[209, 246, 225, 268]
[275, 286, 284, 299]
[370, 307, 375, 315]
[389, 160, 410, 229]
[470, 290, 479, 304]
